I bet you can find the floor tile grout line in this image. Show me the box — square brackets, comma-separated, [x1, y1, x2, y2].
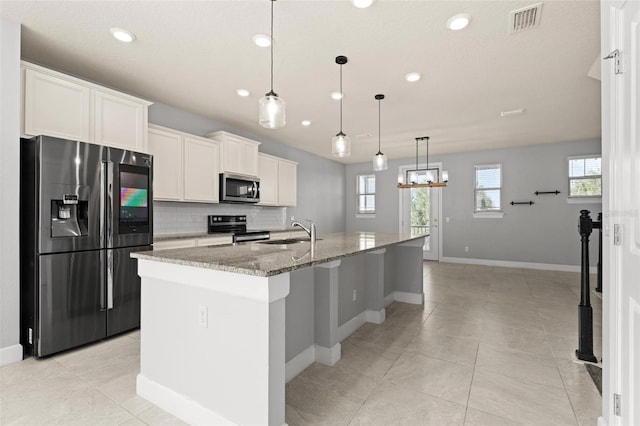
[462, 331, 481, 425]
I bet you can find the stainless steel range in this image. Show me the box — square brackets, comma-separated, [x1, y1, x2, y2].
[207, 215, 270, 243]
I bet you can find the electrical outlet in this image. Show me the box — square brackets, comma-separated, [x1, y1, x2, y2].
[445, 217, 450, 223]
[464, 246, 469, 252]
[290, 216, 295, 221]
[198, 305, 208, 328]
[353, 289, 358, 302]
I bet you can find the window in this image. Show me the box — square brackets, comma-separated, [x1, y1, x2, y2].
[474, 164, 502, 212]
[568, 155, 601, 197]
[357, 174, 375, 214]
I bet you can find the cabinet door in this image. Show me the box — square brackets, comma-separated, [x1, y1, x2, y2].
[147, 128, 183, 200]
[278, 160, 297, 206]
[24, 68, 91, 142]
[242, 142, 260, 177]
[258, 154, 278, 206]
[184, 137, 220, 203]
[94, 90, 147, 152]
[153, 239, 197, 250]
[221, 136, 244, 175]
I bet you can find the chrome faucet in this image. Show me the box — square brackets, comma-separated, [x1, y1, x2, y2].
[292, 219, 317, 244]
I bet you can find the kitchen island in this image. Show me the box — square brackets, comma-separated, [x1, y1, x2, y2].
[132, 232, 425, 425]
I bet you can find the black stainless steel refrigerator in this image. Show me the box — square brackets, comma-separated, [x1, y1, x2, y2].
[20, 135, 153, 358]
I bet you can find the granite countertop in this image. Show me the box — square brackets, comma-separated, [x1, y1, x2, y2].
[134, 232, 425, 277]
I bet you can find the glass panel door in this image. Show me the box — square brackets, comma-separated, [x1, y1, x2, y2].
[400, 167, 440, 261]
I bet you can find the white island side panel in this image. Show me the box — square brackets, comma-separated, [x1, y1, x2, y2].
[136, 259, 289, 425]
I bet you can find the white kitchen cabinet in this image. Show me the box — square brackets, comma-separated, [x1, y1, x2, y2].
[278, 158, 297, 207]
[183, 136, 220, 203]
[258, 153, 279, 206]
[206, 131, 260, 177]
[148, 125, 221, 203]
[24, 67, 91, 142]
[148, 126, 184, 201]
[22, 61, 151, 152]
[258, 153, 297, 207]
[93, 90, 148, 152]
[196, 235, 232, 246]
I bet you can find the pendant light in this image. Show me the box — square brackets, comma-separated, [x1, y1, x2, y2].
[258, 0, 285, 129]
[372, 94, 388, 171]
[397, 136, 448, 188]
[332, 56, 351, 158]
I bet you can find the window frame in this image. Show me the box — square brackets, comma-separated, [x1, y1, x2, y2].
[356, 174, 376, 216]
[567, 155, 602, 199]
[473, 163, 503, 214]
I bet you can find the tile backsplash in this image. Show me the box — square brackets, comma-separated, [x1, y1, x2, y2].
[154, 201, 286, 235]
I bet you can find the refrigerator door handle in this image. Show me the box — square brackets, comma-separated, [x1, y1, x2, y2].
[99, 249, 107, 311]
[106, 162, 114, 248]
[107, 249, 114, 310]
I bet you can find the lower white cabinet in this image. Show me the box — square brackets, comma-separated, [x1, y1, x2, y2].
[153, 235, 232, 251]
[148, 125, 220, 203]
[258, 153, 297, 207]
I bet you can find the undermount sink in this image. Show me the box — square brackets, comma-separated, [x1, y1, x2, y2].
[259, 237, 321, 245]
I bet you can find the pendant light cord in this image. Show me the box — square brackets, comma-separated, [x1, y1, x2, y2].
[378, 99, 381, 153]
[339, 64, 343, 133]
[270, 0, 274, 93]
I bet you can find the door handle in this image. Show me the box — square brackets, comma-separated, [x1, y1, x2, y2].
[107, 249, 114, 310]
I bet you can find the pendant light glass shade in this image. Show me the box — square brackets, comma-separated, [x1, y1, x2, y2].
[259, 0, 285, 129]
[373, 152, 388, 171]
[332, 132, 351, 157]
[332, 56, 350, 157]
[372, 94, 388, 171]
[259, 91, 285, 129]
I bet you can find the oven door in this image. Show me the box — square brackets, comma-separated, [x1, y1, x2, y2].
[220, 173, 260, 203]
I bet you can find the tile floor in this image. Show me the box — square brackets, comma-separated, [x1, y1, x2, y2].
[0, 262, 602, 425]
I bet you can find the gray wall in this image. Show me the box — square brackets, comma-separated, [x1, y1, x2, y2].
[285, 268, 315, 362]
[149, 102, 346, 234]
[346, 139, 602, 267]
[0, 18, 21, 360]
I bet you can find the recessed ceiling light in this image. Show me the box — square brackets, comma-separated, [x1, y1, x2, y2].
[446, 13, 471, 31]
[301, 120, 311, 127]
[500, 108, 526, 117]
[110, 28, 136, 43]
[236, 89, 250, 97]
[252, 34, 271, 47]
[352, 0, 374, 8]
[331, 92, 343, 100]
[405, 72, 422, 82]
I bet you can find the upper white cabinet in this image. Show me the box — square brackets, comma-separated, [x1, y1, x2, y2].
[206, 131, 260, 177]
[183, 136, 220, 203]
[148, 126, 184, 201]
[22, 61, 151, 152]
[93, 90, 147, 152]
[148, 124, 221, 203]
[24, 68, 91, 142]
[278, 158, 297, 207]
[258, 153, 297, 207]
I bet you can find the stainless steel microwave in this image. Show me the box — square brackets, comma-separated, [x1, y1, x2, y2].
[219, 173, 260, 203]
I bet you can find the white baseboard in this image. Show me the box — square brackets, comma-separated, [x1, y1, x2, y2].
[441, 256, 597, 273]
[365, 309, 385, 324]
[285, 345, 315, 383]
[0, 344, 22, 366]
[314, 343, 341, 366]
[137, 374, 234, 425]
[393, 291, 424, 305]
[384, 293, 395, 307]
[337, 311, 367, 342]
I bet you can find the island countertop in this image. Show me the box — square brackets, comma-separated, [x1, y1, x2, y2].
[132, 232, 425, 277]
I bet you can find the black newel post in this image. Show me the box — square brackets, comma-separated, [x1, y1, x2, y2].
[595, 212, 603, 293]
[576, 209, 597, 363]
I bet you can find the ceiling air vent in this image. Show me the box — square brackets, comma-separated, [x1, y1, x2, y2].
[509, 3, 543, 33]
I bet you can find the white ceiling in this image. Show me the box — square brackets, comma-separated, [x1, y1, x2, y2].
[1, 0, 601, 164]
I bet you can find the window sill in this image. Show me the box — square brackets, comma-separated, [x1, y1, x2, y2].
[473, 211, 504, 219]
[567, 197, 602, 204]
[355, 214, 376, 219]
